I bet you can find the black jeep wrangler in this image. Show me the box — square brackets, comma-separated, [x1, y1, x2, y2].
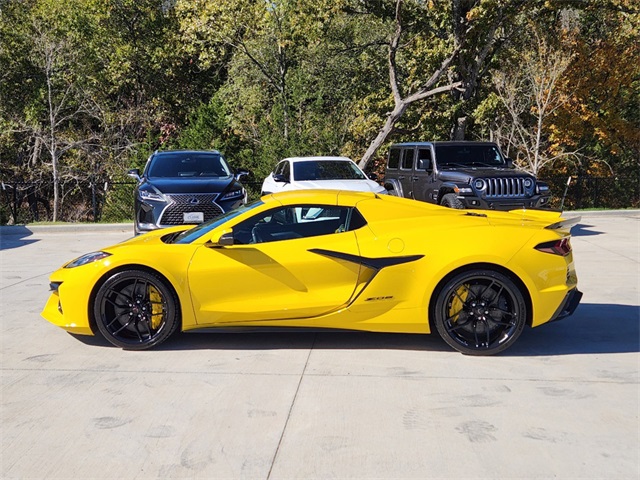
[383, 141, 551, 209]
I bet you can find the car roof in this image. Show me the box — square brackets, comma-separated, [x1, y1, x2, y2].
[153, 149, 222, 156]
[266, 189, 374, 206]
[390, 141, 498, 147]
[281, 156, 354, 163]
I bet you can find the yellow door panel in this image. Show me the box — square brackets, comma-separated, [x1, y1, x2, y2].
[188, 232, 361, 324]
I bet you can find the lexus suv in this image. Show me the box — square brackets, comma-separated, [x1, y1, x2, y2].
[128, 150, 248, 235]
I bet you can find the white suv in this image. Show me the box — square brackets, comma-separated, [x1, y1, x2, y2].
[261, 156, 386, 195]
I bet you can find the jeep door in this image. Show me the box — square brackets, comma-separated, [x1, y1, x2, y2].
[411, 147, 438, 203]
[397, 147, 415, 197]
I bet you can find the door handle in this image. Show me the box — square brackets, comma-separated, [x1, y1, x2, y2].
[411, 176, 419, 181]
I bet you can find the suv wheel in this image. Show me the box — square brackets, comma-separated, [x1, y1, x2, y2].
[441, 193, 464, 209]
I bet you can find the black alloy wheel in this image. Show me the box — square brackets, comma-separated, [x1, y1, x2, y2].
[433, 270, 527, 355]
[94, 270, 180, 350]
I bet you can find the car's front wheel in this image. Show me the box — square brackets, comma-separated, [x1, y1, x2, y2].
[93, 269, 180, 350]
[432, 270, 527, 355]
[441, 193, 464, 209]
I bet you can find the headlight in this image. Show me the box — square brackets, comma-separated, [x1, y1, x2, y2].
[220, 188, 244, 200]
[139, 189, 167, 202]
[524, 178, 533, 188]
[64, 251, 111, 268]
[474, 179, 486, 190]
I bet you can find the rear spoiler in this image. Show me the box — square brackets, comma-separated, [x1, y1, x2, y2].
[545, 216, 581, 230]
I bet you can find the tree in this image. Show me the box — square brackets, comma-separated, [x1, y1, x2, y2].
[358, 0, 461, 169]
[491, 23, 577, 175]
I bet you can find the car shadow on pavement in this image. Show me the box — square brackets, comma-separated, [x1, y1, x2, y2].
[571, 223, 603, 237]
[0, 226, 39, 250]
[70, 303, 638, 356]
[506, 303, 639, 356]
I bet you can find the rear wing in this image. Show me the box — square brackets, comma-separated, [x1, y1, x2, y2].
[545, 216, 581, 230]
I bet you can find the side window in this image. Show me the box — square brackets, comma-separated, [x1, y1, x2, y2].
[387, 149, 401, 169]
[416, 149, 432, 170]
[282, 161, 291, 181]
[274, 161, 284, 175]
[232, 205, 366, 244]
[400, 149, 414, 170]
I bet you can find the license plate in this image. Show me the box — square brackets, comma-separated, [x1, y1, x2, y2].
[183, 212, 204, 223]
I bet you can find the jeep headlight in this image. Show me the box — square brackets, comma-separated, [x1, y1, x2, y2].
[474, 179, 486, 190]
[524, 178, 533, 189]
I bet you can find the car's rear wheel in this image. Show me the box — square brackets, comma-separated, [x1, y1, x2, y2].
[433, 270, 527, 355]
[441, 193, 464, 209]
[93, 270, 180, 350]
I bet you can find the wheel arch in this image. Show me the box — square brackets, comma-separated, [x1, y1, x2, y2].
[88, 264, 184, 334]
[382, 178, 404, 197]
[436, 184, 457, 204]
[427, 262, 533, 331]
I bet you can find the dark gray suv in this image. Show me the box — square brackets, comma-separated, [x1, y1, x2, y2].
[383, 141, 551, 209]
[128, 150, 249, 235]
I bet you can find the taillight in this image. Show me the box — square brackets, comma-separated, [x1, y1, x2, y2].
[535, 238, 572, 256]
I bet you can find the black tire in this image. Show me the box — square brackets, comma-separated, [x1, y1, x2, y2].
[93, 269, 180, 350]
[433, 270, 527, 355]
[441, 193, 464, 209]
[385, 187, 400, 197]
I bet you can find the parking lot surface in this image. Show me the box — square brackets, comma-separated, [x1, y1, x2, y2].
[1, 212, 639, 479]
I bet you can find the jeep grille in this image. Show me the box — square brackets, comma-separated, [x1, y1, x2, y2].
[482, 177, 531, 198]
[160, 193, 223, 225]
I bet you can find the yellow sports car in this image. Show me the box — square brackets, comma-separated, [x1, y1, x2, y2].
[42, 190, 582, 355]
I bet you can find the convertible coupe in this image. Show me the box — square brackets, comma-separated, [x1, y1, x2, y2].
[42, 190, 581, 355]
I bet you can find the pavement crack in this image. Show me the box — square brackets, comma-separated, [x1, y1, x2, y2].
[266, 333, 316, 480]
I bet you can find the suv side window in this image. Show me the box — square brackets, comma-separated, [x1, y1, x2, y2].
[400, 149, 414, 170]
[387, 149, 401, 169]
[416, 149, 432, 170]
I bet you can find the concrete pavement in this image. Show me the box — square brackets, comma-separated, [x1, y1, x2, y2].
[1, 211, 638, 479]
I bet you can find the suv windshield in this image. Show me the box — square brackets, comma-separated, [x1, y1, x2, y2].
[148, 153, 231, 178]
[293, 161, 366, 181]
[435, 145, 505, 167]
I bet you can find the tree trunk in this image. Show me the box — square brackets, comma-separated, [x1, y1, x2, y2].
[358, 102, 408, 169]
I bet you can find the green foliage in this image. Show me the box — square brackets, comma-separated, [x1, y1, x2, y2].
[0, 0, 637, 217]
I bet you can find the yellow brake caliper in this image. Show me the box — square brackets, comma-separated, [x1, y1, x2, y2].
[449, 284, 469, 323]
[148, 286, 164, 329]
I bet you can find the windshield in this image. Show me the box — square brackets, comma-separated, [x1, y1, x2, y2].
[293, 160, 366, 181]
[172, 200, 264, 244]
[435, 145, 505, 167]
[148, 152, 232, 178]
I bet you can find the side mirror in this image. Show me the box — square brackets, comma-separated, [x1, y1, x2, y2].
[235, 169, 250, 182]
[505, 158, 514, 168]
[127, 168, 142, 182]
[207, 230, 234, 247]
[367, 172, 378, 181]
[273, 173, 288, 183]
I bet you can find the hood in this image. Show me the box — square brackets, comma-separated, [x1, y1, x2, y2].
[291, 179, 386, 193]
[143, 176, 236, 194]
[438, 167, 534, 183]
[110, 225, 190, 249]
